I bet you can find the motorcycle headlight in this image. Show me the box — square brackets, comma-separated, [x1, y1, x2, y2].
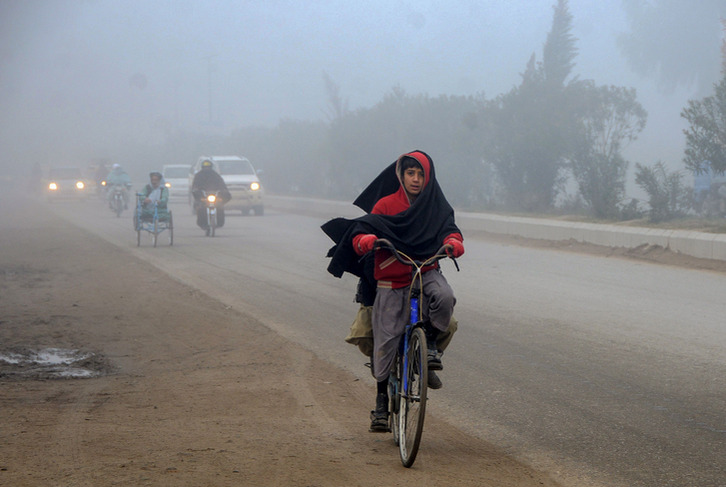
[250, 182, 260, 191]
[207, 194, 216, 203]
[76, 181, 85, 190]
[48, 182, 58, 191]
[101, 180, 107, 186]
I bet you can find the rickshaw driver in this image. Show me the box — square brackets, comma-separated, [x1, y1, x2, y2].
[139, 171, 169, 221]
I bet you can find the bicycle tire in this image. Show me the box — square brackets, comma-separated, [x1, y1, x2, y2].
[152, 219, 158, 248]
[399, 326, 428, 468]
[388, 365, 401, 446]
[168, 211, 174, 246]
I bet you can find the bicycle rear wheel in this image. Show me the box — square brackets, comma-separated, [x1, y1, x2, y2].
[168, 211, 174, 246]
[399, 326, 428, 467]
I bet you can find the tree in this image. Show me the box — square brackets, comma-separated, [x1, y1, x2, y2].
[619, 0, 725, 94]
[484, 0, 578, 212]
[322, 71, 348, 122]
[681, 22, 726, 174]
[323, 87, 487, 202]
[570, 84, 647, 218]
[543, 0, 578, 87]
[681, 75, 726, 174]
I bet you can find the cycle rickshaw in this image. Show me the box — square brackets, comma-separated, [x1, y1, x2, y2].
[134, 193, 173, 247]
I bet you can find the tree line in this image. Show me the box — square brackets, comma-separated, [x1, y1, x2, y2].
[156, 1, 725, 223]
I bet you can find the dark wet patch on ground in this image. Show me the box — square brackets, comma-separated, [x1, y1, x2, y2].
[0, 347, 114, 380]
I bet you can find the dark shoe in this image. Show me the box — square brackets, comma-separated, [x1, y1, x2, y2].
[427, 348, 443, 371]
[428, 370, 443, 389]
[369, 393, 389, 432]
[424, 322, 443, 370]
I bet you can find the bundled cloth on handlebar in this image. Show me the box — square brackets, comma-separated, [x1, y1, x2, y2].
[321, 150, 460, 280]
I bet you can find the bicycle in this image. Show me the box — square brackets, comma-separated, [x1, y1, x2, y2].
[134, 193, 173, 247]
[373, 238, 458, 468]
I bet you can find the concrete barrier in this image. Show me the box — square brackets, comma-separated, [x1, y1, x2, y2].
[269, 195, 726, 261]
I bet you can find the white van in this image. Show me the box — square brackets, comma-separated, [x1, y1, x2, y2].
[162, 164, 191, 201]
[190, 156, 264, 215]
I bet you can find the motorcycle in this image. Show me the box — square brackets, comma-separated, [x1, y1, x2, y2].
[201, 190, 221, 237]
[108, 184, 130, 217]
[98, 179, 107, 200]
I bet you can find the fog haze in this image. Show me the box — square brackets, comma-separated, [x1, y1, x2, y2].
[1, 0, 722, 188]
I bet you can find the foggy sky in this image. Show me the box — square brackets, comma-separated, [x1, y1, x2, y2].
[1, 0, 722, 184]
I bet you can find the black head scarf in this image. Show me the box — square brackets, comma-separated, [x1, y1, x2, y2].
[321, 150, 460, 278]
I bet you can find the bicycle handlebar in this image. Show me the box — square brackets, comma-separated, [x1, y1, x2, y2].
[373, 238, 459, 271]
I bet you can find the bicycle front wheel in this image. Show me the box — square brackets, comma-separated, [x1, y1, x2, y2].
[388, 366, 401, 446]
[399, 326, 428, 468]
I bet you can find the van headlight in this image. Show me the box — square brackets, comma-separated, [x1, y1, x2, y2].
[76, 181, 85, 190]
[49, 182, 58, 191]
[250, 182, 260, 191]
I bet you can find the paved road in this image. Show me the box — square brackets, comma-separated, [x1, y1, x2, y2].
[50, 198, 726, 487]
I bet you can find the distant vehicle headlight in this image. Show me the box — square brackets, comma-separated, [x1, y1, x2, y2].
[165, 182, 171, 188]
[101, 180, 107, 186]
[250, 182, 260, 191]
[48, 182, 58, 191]
[75, 181, 85, 190]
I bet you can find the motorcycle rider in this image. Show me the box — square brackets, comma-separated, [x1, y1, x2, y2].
[94, 162, 108, 194]
[106, 163, 132, 209]
[191, 160, 231, 230]
[138, 171, 169, 221]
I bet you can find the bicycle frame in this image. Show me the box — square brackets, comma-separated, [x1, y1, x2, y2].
[374, 238, 456, 467]
[401, 271, 421, 401]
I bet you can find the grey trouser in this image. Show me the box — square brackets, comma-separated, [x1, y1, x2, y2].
[371, 269, 455, 382]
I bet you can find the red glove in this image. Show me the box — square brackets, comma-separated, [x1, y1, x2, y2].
[444, 237, 464, 258]
[353, 233, 378, 255]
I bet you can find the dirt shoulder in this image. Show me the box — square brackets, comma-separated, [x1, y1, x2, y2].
[0, 198, 564, 486]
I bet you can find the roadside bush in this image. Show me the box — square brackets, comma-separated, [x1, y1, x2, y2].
[634, 162, 692, 222]
[619, 198, 645, 221]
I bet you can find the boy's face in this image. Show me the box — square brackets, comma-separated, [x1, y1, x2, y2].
[402, 166, 424, 197]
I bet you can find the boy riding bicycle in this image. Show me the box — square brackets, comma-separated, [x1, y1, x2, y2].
[322, 150, 464, 432]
